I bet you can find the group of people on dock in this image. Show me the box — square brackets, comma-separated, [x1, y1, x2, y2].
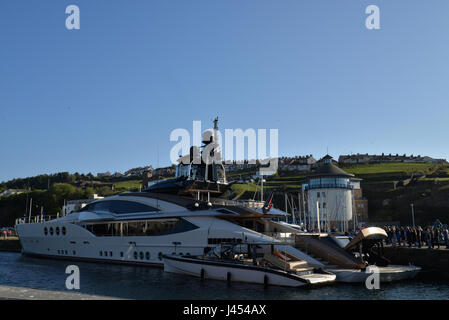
[384, 225, 449, 249]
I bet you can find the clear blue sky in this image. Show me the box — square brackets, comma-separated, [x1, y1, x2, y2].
[1, 0, 448, 182]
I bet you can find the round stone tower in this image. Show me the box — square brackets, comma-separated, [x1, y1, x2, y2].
[304, 155, 357, 233]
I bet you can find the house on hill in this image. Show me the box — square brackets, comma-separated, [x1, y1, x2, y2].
[338, 153, 447, 164]
[278, 155, 316, 172]
[0, 189, 28, 197]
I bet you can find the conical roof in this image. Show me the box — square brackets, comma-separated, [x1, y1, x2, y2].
[307, 163, 354, 178]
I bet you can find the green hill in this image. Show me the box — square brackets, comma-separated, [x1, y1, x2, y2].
[2, 162, 449, 227]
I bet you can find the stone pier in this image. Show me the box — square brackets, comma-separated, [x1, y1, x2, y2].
[0, 285, 122, 300]
[382, 246, 449, 279]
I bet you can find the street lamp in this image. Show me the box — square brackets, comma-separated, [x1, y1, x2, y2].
[411, 203, 415, 227]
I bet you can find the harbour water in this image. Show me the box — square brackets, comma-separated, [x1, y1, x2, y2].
[1, 252, 448, 300]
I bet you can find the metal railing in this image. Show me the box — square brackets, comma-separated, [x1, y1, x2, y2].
[212, 198, 265, 208]
[15, 214, 61, 225]
[305, 184, 354, 191]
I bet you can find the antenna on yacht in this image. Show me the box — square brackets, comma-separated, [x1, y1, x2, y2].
[156, 144, 159, 209]
[28, 198, 32, 222]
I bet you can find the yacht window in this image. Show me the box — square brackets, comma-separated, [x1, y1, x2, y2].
[110, 251, 113, 257]
[44, 227, 48, 236]
[109, 200, 160, 214]
[82, 218, 197, 237]
[81, 200, 159, 214]
[134, 251, 138, 259]
[120, 252, 124, 257]
[62, 227, 66, 235]
[49, 227, 54, 235]
[139, 252, 144, 260]
[158, 252, 163, 260]
[56, 227, 60, 235]
[145, 252, 150, 260]
[100, 251, 103, 256]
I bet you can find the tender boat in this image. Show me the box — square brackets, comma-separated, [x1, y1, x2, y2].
[163, 243, 336, 287]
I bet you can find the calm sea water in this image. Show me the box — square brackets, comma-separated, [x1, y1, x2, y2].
[1, 252, 448, 300]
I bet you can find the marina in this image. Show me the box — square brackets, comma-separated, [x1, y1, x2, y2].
[6, 119, 443, 297]
[1, 0, 449, 306]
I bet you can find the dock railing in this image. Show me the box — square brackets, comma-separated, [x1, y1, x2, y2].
[211, 198, 265, 208]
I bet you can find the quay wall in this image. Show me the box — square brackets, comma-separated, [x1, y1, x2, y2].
[0, 239, 21, 252]
[0, 285, 121, 300]
[383, 246, 449, 279]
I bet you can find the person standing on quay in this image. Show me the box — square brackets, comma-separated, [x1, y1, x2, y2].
[442, 226, 449, 249]
[396, 227, 402, 247]
[385, 226, 392, 245]
[413, 227, 418, 247]
[425, 227, 432, 248]
[433, 227, 441, 249]
[417, 226, 423, 248]
[401, 227, 406, 247]
[391, 226, 397, 247]
[406, 227, 413, 247]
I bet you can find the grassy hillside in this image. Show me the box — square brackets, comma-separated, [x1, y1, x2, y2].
[2, 162, 449, 227]
[113, 180, 142, 191]
[342, 163, 442, 175]
[232, 162, 449, 225]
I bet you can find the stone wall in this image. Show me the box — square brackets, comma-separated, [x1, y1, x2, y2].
[383, 246, 449, 279]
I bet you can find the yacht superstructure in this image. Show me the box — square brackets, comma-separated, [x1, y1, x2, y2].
[15, 192, 291, 266]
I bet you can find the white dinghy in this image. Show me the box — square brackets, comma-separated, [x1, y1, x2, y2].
[163, 243, 336, 287]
